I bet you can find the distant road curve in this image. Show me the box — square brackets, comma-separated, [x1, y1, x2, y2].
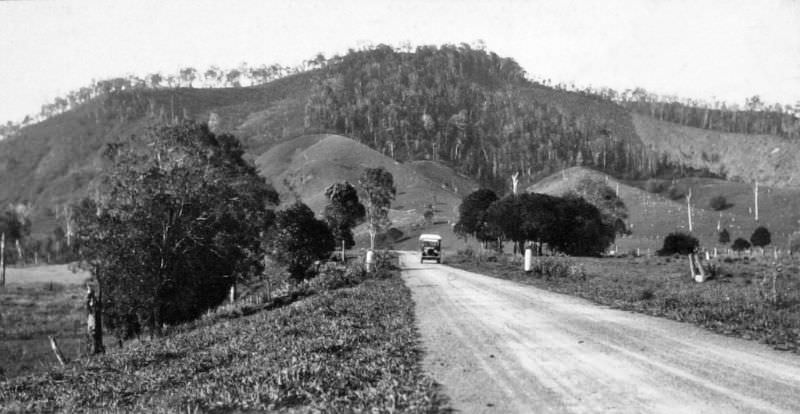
[400, 252, 800, 413]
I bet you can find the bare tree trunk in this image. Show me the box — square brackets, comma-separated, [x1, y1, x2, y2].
[15, 239, 23, 263]
[86, 285, 105, 354]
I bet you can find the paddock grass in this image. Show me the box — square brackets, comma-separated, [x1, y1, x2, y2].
[0, 270, 89, 380]
[450, 252, 800, 354]
[0, 265, 446, 412]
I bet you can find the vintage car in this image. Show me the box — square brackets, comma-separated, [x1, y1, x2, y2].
[419, 234, 443, 263]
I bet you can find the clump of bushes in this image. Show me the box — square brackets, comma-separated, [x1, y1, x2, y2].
[532, 257, 586, 280]
[658, 232, 699, 255]
[709, 195, 731, 211]
[667, 183, 686, 200]
[718, 228, 731, 244]
[732, 238, 751, 252]
[645, 179, 667, 193]
[750, 226, 771, 250]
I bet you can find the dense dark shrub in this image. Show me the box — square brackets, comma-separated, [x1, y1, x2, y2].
[658, 232, 699, 255]
[718, 228, 731, 244]
[709, 195, 730, 211]
[750, 226, 771, 249]
[732, 238, 751, 252]
[270, 202, 335, 281]
[667, 184, 686, 200]
[645, 179, 666, 193]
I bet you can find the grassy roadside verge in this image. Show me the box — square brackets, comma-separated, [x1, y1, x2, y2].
[448, 254, 800, 354]
[0, 270, 446, 412]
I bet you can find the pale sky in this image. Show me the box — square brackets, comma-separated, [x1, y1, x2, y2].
[1, 0, 799, 123]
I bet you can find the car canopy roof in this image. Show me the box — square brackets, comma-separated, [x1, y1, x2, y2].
[419, 234, 442, 242]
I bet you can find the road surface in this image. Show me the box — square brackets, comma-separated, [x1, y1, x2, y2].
[400, 252, 800, 413]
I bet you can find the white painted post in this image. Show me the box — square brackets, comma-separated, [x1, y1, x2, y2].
[754, 180, 759, 221]
[524, 247, 533, 272]
[693, 254, 707, 283]
[686, 188, 693, 232]
[365, 250, 375, 272]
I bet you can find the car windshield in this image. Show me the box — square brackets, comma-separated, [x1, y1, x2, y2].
[421, 241, 439, 248]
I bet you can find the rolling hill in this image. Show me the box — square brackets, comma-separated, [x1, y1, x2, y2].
[632, 114, 800, 187]
[255, 134, 477, 229]
[0, 44, 797, 243]
[529, 167, 800, 252]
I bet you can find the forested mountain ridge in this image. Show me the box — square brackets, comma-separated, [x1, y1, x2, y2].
[0, 44, 796, 234]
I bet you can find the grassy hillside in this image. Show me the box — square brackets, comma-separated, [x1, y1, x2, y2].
[529, 167, 800, 252]
[256, 134, 477, 230]
[0, 73, 314, 235]
[632, 113, 800, 187]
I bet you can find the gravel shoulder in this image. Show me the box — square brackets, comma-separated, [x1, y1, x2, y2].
[400, 252, 800, 413]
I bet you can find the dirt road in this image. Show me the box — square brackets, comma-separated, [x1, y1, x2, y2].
[400, 253, 800, 413]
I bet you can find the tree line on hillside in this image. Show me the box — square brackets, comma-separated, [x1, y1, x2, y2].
[0, 60, 320, 138]
[607, 89, 799, 139]
[303, 44, 663, 188]
[302, 44, 798, 189]
[0, 205, 77, 279]
[4, 42, 796, 158]
[58, 121, 396, 352]
[455, 176, 628, 257]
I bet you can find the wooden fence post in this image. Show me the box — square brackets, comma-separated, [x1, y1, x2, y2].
[1, 233, 5, 287]
[49, 336, 68, 366]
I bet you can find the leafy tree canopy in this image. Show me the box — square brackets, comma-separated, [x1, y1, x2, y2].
[658, 232, 699, 256]
[486, 192, 613, 256]
[75, 121, 278, 336]
[324, 181, 366, 253]
[269, 202, 334, 280]
[358, 167, 396, 250]
[455, 189, 498, 241]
